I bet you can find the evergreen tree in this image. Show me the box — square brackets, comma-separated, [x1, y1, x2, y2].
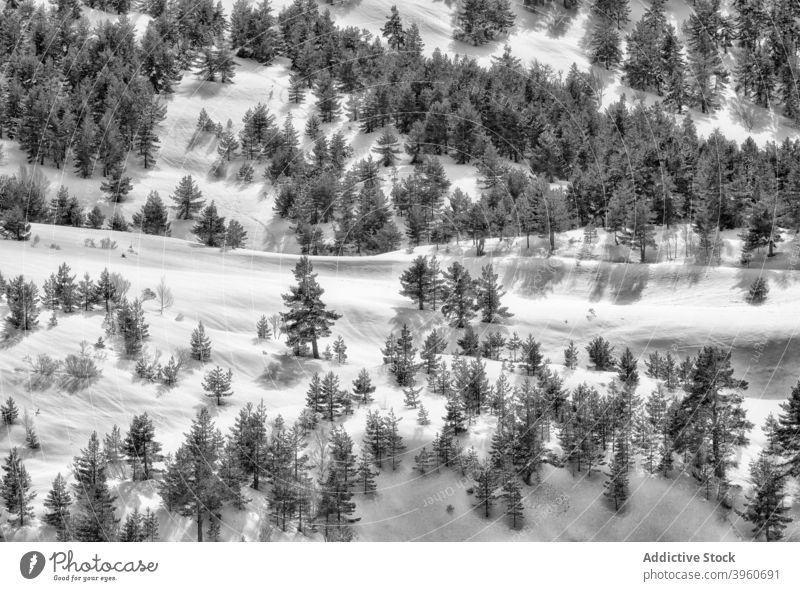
[159, 408, 226, 542]
[473, 460, 498, 517]
[441, 262, 476, 328]
[132, 191, 171, 236]
[100, 165, 133, 203]
[420, 329, 447, 374]
[385, 409, 406, 471]
[72, 432, 118, 541]
[352, 369, 376, 405]
[564, 340, 579, 369]
[193, 201, 227, 247]
[586, 336, 616, 370]
[669, 346, 752, 498]
[225, 219, 248, 249]
[87, 206, 105, 229]
[332, 335, 347, 364]
[171, 175, 205, 220]
[373, 128, 401, 167]
[202, 366, 234, 405]
[355, 448, 377, 494]
[475, 263, 512, 323]
[604, 432, 630, 511]
[1, 397, 20, 425]
[458, 324, 480, 357]
[399, 256, 432, 310]
[501, 477, 524, 529]
[1, 447, 35, 527]
[190, 321, 212, 362]
[43, 473, 72, 541]
[122, 413, 162, 480]
[5, 275, 40, 331]
[741, 451, 792, 541]
[776, 381, 800, 476]
[417, 404, 430, 425]
[116, 298, 149, 357]
[281, 256, 341, 359]
[256, 315, 272, 340]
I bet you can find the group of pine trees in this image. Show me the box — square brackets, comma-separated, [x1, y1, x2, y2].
[592, 0, 800, 121]
[400, 256, 512, 325]
[3, 1, 797, 261]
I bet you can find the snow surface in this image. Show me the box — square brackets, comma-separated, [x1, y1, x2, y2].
[2, 0, 800, 542]
[1, 224, 798, 541]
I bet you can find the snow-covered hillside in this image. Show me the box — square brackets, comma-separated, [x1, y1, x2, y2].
[2, 0, 800, 544]
[0, 223, 798, 541]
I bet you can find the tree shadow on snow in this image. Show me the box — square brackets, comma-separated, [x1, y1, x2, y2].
[588, 261, 650, 304]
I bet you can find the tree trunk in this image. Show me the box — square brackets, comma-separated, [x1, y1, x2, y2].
[312, 338, 319, 359]
[197, 507, 204, 542]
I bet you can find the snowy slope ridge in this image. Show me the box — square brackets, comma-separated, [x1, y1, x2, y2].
[0, 224, 797, 541]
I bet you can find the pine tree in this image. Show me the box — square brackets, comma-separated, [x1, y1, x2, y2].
[373, 128, 401, 167]
[132, 191, 171, 236]
[281, 257, 341, 359]
[43, 473, 72, 541]
[420, 329, 447, 374]
[320, 371, 346, 421]
[23, 410, 39, 449]
[617, 347, 639, 390]
[159, 408, 226, 542]
[1, 397, 20, 425]
[116, 298, 149, 357]
[776, 381, 800, 476]
[604, 432, 630, 511]
[225, 219, 248, 249]
[742, 451, 792, 541]
[1, 448, 35, 527]
[332, 336, 347, 364]
[564, 340, 579, 369]
[473, 460, 498, 518]
[589, 24, 622, 70]
[119, 509, 144, 542]
[72, 432, 118, 541]
[100, 165, 133, 203]
[458, 324, 480, 357]
[586, 336, 616, 370]
[256, 315, 271, 340]
[399, 256, 432, 310]
[123, 413, 162, 481]
[190, 321, 212, 362]
[619, 198, 657, 262]
[217, 128, 239, 161]
[385, 409, 406, 471]
[202, 366, 234, 405]
[475, 263, 512, 323]
[501, 477, 524, 529]
[441, 262, 476, 328]
[355, 448, 377, 494]
[403, 385, 422, 409]
[417, 404, 430, 425]
[193, 201, 227, 247]
[314, 72, 340, 123]
[87, 206, 105, 229]
[141, 508, 159, 541]
[382, 5, 405, 50]
[352, 369, 376, 405]
[5, 275, 40, 331]
[288, 72, 306, 104]
[171, 175, 205, 220]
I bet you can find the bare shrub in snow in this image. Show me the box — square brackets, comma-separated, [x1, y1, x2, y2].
[62, 341, 102, 390]
[23, 353, 61, 389]
[100, 237, 117, 250]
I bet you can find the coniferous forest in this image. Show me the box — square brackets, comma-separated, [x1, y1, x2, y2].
[0, 0, 799, 543]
